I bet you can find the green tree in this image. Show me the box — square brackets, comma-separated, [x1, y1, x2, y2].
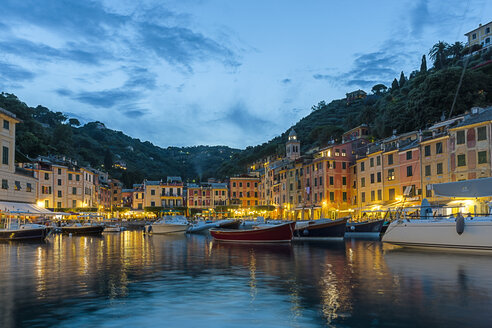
[104, 148, 113, 170]
[371, 84, 387, 95]
[429, 41, 450, 69]
[448, 41, 464, 60]
[391, 78, 399, 90]
[420, 55, 427, 73]
[399, 72, 406, 88]
[68, 118, 81, 126]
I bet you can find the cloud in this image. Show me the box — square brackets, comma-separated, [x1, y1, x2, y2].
[122, 66, 157, 90]
[281, 78, 291, 84]
[0, 39, 110, 65]
[123, 109, 146, 118]
[410, 0, 430, 38]
[73, 89, 140, 108]
[138, 23, 240, 70]
[214, 102, 274, 133]
[0, 62, 36, 81]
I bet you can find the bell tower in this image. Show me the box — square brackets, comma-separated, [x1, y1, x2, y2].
[286, 129, 300, 160]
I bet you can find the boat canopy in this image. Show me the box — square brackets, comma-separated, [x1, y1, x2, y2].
[0, 201, 69, 216]
[432, 178, 492, 198]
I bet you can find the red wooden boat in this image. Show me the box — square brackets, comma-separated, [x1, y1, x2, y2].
[210, 222, 296, 243]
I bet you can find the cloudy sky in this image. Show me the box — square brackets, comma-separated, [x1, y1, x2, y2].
[0, 0, 490, 149]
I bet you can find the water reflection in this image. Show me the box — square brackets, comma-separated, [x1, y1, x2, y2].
[0, 232, 491, 327]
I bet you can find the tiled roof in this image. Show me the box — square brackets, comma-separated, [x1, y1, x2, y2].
[456, 107, 492, 128]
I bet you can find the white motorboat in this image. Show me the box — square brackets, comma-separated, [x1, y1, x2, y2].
[187, 220, 217, 233]
[382, 178, 492, 252]
[145, 216, 189, 234]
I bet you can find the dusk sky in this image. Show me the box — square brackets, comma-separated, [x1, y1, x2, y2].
[0, 0, 490, 149]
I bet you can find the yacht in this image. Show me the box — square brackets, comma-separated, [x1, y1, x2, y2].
[382, 178, 492, 252]
[145, 216, 189, 234]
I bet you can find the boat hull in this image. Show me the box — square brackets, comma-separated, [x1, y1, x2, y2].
[61, 225, 104, 235]
[147, 223, 188, 234]
[382, 218, 492, 252]
[294, 218, 347, 240]
[345, 219, 384, 238]
[210, 222, 295, 243]
[216, 220, 241, 229]
[0, 227, 48, 241]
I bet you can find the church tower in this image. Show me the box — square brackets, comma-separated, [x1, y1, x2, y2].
[286, 129, 300, 160]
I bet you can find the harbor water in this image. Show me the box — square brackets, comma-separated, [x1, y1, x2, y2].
[1, 231, 492, 327]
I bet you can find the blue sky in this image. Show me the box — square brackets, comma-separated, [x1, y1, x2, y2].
[0, 0, 490, 149]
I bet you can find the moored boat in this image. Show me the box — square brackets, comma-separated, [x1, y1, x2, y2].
[187, 220, 217, 234]
[216, 219, 241, 230]
[0, 223, 49, 241]
[61, 224, 104, 235]
[210, 222, 296, 243]
[145, 216, 189, 234]
[345, 219, 384, 238]
[293, 217, 347, 241]
[382, 179, 492, 252]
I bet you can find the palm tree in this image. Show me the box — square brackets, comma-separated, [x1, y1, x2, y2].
[448, 41, 464, 60]
[429, 41, 450, 69]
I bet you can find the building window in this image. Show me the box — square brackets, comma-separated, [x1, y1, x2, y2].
[370, 158, 374, 167]
[342, 176, 346, 185]
[406, 166, 413, 177]
[361, 177, 365, 188]
[68, 173, 72, 180]
[239, 192, 243, 197]
[76, 175, 80, 181]
[151, 201, 155, 207]
[342, 149, 346, 156]
[330, 192, 334, 201]
[360, 162, 365, 172]
[14, 181, 21, 190]
[425, 165, 431, 176]
[436, 142, 443, 154]
[314, 193, 317, 203]
[342, 162, 346, 169]
[58, 168, 62, 175]
[73, 200, 76, 208]
[57, 202, 62, 208]
[26, 183, 32, 192]
[57, 179, 61, 186]
[151, 189, 155, 195]
[478, 126, 487, 141]
[371, 190, 375, 202]
[437, 163, 443, 175]
[232, 182, 236, 187]
[377, 172, 381, 183]
[72, 187, 77, 195]
[232, 192, 236, 197]
[388, 168, 395, 181]
[2, 146, 9, 165]
[319, 177, 323, 186]
[472, 33, 476, 39]
[342, 192, 347, 202]
[239, 182, 243, 187]
[424, 145, 431, 157]
[3, 120, 9, 130]
[361, 192, 366, 203]
[486, 27, 490, 34]
[388, 154, 393, 165]
[406, 151, 412, 160]
[377, 189, 382, 201]
[370, 174, 374, 184]
[478, 151, 487, 164]
[329, 176, 334, 185]
[457, 154, 466, 167]
[389, 188, 395, 201]
[2, 179, 8, 189]
[457, 131, 465, 144]
[45, 200, 50, 208]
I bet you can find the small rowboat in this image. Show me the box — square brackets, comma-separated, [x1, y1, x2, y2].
[210, 222, 296, 243]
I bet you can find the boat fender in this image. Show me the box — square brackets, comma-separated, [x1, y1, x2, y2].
[303, 229, 309, 236]
[350, 225, 355, 231]
[456, 216, 465, 235]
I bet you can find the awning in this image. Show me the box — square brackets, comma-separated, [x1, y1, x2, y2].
[431, 178, 492, 198]
[0, 201, 68, 216]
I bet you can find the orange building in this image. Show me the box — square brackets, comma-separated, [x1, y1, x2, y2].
[229, 176, 260, 208]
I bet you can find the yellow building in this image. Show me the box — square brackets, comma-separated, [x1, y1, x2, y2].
[449, 107, 492, 181]
[25, 159, 96, 209]
[465, 21, 492, 48]
[356, 147, 384, 212]
[140, 177, 184, 209]
[0, 107, 37, 204]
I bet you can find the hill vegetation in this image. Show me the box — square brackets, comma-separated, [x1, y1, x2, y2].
[2, 41, 491, 186]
